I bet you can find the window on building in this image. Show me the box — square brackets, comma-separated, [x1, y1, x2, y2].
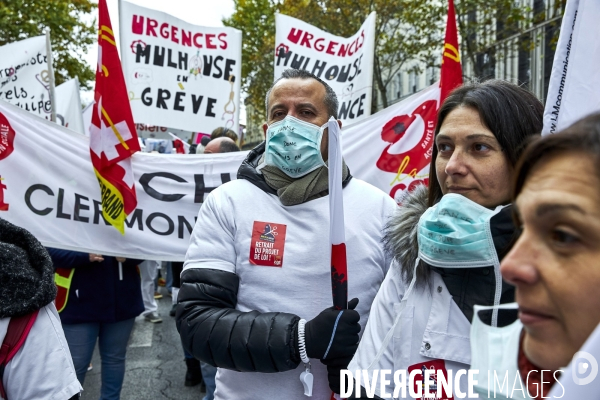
[409, 71, 417, 94]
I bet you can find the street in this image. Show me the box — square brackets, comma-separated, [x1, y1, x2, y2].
[81, 290, 205, 400]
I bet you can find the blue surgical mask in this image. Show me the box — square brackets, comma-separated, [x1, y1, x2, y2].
[417, 194, 508, 325]
[259, 115, 327, 178]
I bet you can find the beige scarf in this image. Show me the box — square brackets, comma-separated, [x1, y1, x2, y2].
[260, 157, 350, 206]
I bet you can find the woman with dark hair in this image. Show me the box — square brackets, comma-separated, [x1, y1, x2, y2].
[470, 112, 600, 399]
[345, 80, 544, 398]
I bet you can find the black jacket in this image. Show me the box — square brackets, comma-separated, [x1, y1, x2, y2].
[177, 143, 352, 373]
[47, 248, 144, 324]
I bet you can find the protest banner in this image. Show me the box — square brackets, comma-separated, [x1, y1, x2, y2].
[0, 84, 436, 259]
[55, 78, 85, 134]
[119, 1, 242, 135]
[0, 99, 246, 260]
[274, 12, 376, 125]
[343, 83, 439, 204]
[0, 36, 53, 118]
[1, 83, 444, 258]
[543, 0, 600, 135]
[82, 101, 93, 136]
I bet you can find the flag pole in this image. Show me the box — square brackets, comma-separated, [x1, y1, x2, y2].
[328, 117, 348, 311]
[328, 117, 347, 400]
[45, 28, 57, 123]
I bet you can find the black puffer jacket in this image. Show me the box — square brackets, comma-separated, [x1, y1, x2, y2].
[176, 143, 353, 373]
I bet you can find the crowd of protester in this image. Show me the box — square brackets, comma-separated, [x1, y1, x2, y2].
[1, 68, 600, 400]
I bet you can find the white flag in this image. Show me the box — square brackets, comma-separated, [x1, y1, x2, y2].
[82, 101, 94, 137]
[55, 78, 85, 134]
[543, 0, 600, 135]
[0, 36, 52, 118]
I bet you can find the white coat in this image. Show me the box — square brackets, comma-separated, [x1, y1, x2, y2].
[348, 263, 474, 399]
[0, 303, 82, 400]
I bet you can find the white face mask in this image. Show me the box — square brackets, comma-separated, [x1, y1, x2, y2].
[470, 303, 533, 399]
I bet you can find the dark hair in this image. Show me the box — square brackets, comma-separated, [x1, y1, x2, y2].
[513, 113, 600, 199]
[211, 127, 238, 142]
[200, 136, 211, 146]
[427, 80, 544, 207]
[219, 139, 241, 153]
[265, 68, 339, 119]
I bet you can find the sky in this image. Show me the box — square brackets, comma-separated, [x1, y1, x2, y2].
[81, 0, 243, 123]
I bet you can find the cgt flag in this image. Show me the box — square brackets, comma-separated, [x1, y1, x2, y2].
[440, 0, 463, 103]
[90, 0, 141, 234]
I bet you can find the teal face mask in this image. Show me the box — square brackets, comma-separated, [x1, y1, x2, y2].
[418, 193, 508, 326]
[417, 193, 504, 267]
[260, 115, 327, 178]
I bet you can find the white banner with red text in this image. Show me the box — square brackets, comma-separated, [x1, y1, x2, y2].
[343, 82, 440, 203]
[119, 1, 242, 136]
[274, 13, 376, 125]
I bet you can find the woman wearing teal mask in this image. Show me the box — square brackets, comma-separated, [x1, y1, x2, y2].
[470, 113, 600, 399]
[347, 80, 543, 399]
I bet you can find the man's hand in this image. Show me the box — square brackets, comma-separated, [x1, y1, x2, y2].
[322, 354, 354, 394]
[304, 298, 360, 360]
[115, 257, 126, 263]
[89, 253, 104, 263]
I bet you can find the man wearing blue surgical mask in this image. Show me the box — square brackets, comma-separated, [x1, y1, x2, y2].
[176, 68, 397, 400]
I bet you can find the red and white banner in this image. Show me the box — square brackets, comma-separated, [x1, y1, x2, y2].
[342, 83, 439, 203]
[274, 12, 376, 125]
[120, 1, 242, 135]
[543, 0, 600, 135]
[0, 99, 246, 260]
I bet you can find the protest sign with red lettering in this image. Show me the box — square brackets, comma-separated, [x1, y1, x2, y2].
[120, 1, 242, 135]
[274, 12, 376, 125]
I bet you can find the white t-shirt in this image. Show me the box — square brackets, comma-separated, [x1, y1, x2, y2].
[185, 177, 397, 400]
[0, 304, 82, 400]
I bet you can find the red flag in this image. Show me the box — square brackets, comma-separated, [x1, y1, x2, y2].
[440, 0, 463, 102]
[89, 0, 141, 234]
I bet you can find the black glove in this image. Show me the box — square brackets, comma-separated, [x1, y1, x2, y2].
[322, 354, 354, 394]
[304, 298, 360, 360]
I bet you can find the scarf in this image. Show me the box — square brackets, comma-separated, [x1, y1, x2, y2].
[259, 157, 349, 206]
